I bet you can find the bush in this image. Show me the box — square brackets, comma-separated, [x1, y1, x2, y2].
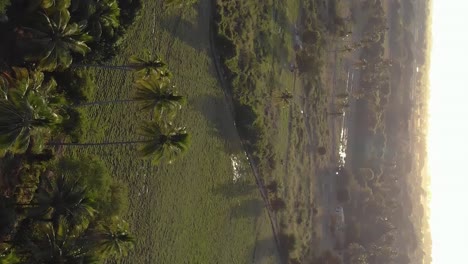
[0, 0, 10, 15]
[266, 181, 278, 193]
[53, 70, 97, 104]
[317, 146, 327, 155]
[56, 156, 111, 205]
[0, 249, 20, 264]
[270, 197, 286, 211]
[55, 156, 129, 217]
[102, 181, 129, 217]
[60, 108, 88, 143]
[337, 188, 350, 203]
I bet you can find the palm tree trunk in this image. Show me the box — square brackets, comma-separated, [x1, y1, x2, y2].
[76, 99, 139, 107]
[46, 140, 150, 147]
[72, 64, 134, 71]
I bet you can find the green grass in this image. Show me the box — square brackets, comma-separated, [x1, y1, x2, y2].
[214, 0, 333, 260]
[63, 1, 280, 263]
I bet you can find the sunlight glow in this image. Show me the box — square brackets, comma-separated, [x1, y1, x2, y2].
[429, 1, 468, 263]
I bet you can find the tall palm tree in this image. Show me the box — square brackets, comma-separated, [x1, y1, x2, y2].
[31, 174, 96, 229]
[47, 121, 190, 163]
[0, 68, 62, 152]
[74, 52, 170, 79]
[22, 8, 92, 71]
[138, 121, 190, 164]
[77, 74, 185, 119]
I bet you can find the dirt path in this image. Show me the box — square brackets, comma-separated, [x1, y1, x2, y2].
[207, 3, 284, 263]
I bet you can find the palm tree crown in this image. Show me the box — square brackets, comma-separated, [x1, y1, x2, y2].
[92, 224, 135, 258]
[33, 174, 96, 229]
[138, 121, 190, 164]
[128, 53, 168, 78]
[72, 0, 120, 40]
[23, 8, 92, 71]
[133, 74, 185, 118]
[27, 218, 97, 264]
[276, 91, 294, 106]
[0, 68, 62, 152]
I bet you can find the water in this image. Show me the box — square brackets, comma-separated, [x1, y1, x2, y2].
[230, 153, 250, 183]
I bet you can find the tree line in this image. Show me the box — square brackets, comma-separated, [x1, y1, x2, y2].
[0, 0, 197, 262]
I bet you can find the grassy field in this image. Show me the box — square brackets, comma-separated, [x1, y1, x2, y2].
[63, 0, 281, 263]
[213, 0, 336, 261]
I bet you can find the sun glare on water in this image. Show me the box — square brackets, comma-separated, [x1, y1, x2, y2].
[428, 1, 468, 263]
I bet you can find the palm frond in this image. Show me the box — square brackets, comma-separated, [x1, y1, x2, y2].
[137, 121, 190, 164]
[23, 10, 91, 71]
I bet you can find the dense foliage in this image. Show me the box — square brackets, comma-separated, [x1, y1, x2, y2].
[336, 0, 430, 263]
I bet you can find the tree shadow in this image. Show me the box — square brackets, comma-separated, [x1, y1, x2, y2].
[156, 4, 208, 58]
[230, 198, 263, 219]
[192, 94, 240, 153]
[212, 180, 257, 199]
[253, 237, 279, 264]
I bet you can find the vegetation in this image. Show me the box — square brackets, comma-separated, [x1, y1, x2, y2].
[0, 0, 282, 263]
[0, 0, 9, 15]
[332, 0, 432, 262]
[213, 0, 335, 260]
[0, 0, 197, 262]
[21, 6, 92, 71]
[0, 0, 432, 262]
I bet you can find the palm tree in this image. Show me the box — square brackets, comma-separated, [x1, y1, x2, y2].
[138, 121, 190, 163]
[22, 8, 92, 71]
[47, 121, 190, 163]
[77, 74, 185, 118]
[90, 225, 134, 258]
[26, 219, 97, 264]
[31, 174, 96, 229]
[68, 0, 120, 40]
[86, 0, 120, 40]
[0, 68, 62, 152]
[74, 52, 169, 78]
[26, 0, 72, 12]
[275, 91, 294, 106]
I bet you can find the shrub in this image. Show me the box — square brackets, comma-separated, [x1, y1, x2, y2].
[55, 156, 129, 218]
[102, 181, 129, 217]
[270, 197, 286, 211]
[53, 70, 97, 104]
[0, 0, 10, 15]
[266, 181, 278, 193]
[337, 188, 350, 203]
[56, 156, 111, 206]
[60, 108, 87, 142]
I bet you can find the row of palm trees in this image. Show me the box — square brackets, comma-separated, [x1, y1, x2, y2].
[0, 64, 191, 163]
[0, 0, 192, 163]
[0, 0, 192, 262]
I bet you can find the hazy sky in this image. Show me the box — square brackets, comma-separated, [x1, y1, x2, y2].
[429, 0, 468, 263]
